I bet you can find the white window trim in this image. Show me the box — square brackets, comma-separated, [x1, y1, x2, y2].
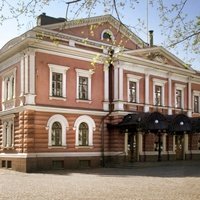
[76, 68, 94, 102]
[127, 74, 142, 103]
[46, 114, 69, 147]
[2, 68, 16, 102]
[193, 90, 200, 113]
[153, 78, 167, 106]
[175, 83, 186, 109]
[1, 114, 15, 148]
[48, 64, 69, 100]
[101, 29, 115, 41]
[73, 115, 96, 147]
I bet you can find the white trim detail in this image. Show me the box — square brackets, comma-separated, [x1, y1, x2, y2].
[46, 114, 69, 147]
[127, 74, 142, 103]
[175, 83, 186, 109]
[101, 29, 115, 41]
[152, 78, 167, 106]
[75, 68, 94, 101]
[48, 64, 69, 99]
[73, 115, 96, 146]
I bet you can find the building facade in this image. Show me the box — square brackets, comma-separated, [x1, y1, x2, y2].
[0, 14, 200, 172]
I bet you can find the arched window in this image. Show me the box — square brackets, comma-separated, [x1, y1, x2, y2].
[101, 29, 114, 41]
[74, 115, 96, 147]
[47, 114, 69, 147]
[52, 122, 62, 146]
[79, 122, 89, 146]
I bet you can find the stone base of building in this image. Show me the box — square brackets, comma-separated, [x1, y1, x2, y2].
[0, 156, 102, 173]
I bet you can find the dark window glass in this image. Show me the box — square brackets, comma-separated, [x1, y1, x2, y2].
[103, 32, 112, 40]
[176, 89, 182, 108]
[79, 122, 89, 146]
[52, 72, 63, 97]
[79, 76, 88, 100]
[194, 96, 199, 113]
[52, 122, 62, 146]
[155, 85, 162, 106]
[129, 81, 136, 102]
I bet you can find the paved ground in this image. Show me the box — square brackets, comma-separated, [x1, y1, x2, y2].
[0, 161, 200, 200]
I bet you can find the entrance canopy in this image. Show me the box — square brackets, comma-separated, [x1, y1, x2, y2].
[119, 112, 197, 134]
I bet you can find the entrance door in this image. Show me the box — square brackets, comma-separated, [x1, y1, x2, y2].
[128, 134, 137, 162]
[175, 135, 184, 160]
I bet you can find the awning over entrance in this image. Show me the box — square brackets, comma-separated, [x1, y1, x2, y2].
[118, 112, 199, 134]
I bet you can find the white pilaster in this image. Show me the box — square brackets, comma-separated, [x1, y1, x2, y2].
[168, 74, 172, 115]
[29, 50, 35, 94]
[183, 133, 188, 160]
[137, 132, 143, 161]
[124, 132, 128, 156]
[20, 55, 25, 96]
[144, 73, 149, 112]
[114, 65, 119, 101]
[187, 79, 192, 117]
[24, 53, 29, 94]
[119, 67, 123, 101]
[103, 64, 109, 111]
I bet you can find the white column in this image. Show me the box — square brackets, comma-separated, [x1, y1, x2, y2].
[20, 55, 25, 96]
[124, 132, 128, 156]
[173, 135, 176, 152]
[162, 133, 166, 152]
[114, 65, 119, 101]
[24, 54, 29, 94]
[144, 73, 149, 112]
[183, 133, 188, 160]
[187, 79, 192, 117]
[6, 123, 11, 147]
[29, 50, 35, 94]
[137, 132, 143, 161]
[119, 67, 123, 101]
[103, 64, 109, 111]
[168, 74, 172, 115]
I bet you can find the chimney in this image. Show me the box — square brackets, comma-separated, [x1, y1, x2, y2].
[149, 30, 154, 47]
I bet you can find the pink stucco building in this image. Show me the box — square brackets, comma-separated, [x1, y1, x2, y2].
[0, 14, 200, 172]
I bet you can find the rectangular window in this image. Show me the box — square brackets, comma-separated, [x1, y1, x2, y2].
[176, 89, 182, 108]
[79, 76, 88, 100]
[52, 72, 63, 97]
[194, 96, 199, 113]
[129, 81, 136, 102]
[155, 85, 162, 106]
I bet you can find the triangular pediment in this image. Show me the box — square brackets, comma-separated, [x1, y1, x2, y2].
[39, 15, 147, 50]
[126, 46, 192, 70]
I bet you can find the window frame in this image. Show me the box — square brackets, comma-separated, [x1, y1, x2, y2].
[74, 115, 96, 147]
[193, 91, 200, 113]
[101, 29, 115, 41]
[175, 84, 186, 109]
[1, 114, 15, 149]
[127, 74, 142, 103]
[76, 69, 94, 102]
[48, 64, 69, 100]
[152, 78, 167, 106]
[46, 114, 69, 147]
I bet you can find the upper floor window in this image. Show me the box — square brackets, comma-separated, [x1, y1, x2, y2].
[52, 72, 63, 97]
[48, 64, 69, 100]
[2, 115, 14, 148]
[175, 84, 185, 109]
[74, 115, 96, 147]
[2, 69, 16, 102]
[129, 81, 136, 103]
[194, 96, 199, 113]
[79, 76, 88, 100]
[155, 85, 162, 106]
[127, 74, 142, 103]
[176, 89, 182, 108]
[193, 91, 200, 113]
[46, 114, 69, 147]
[76, 69, 94, 102]
[101, 29, 114, 41]
[153, 78, 166, 106]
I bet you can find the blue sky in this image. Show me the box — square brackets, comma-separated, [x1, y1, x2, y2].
[0, 0, 199, 70]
